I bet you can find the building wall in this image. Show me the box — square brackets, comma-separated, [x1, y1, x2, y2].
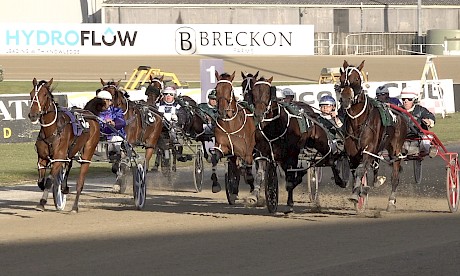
[104, 6, 460, 34]
[0, 0, 104, 23]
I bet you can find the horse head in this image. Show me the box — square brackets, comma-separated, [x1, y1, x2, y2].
[215, 71, 236, 119]
[251, 76, 274, 124]
[28, 78, 55, 123]
[339, 60, 365, 94]
[145, 75, 164, 105]
[241, 71, 259, 104]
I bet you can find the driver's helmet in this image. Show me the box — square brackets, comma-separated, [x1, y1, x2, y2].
[162, 86, 177, 96]
[282, 88, 295, 97]
[319, 95, 336, 106]
[208, 89, 217, 99]
[97, 90, 112, 100]
[400, 86, 419, 100]
[375, 85, 390, 96]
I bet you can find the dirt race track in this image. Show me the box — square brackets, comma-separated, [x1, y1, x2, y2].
[1, 55, 460, 275]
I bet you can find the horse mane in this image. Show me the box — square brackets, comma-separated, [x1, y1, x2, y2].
[84, 97, 105, 116]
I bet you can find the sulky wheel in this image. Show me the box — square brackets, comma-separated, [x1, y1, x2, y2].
[306, 167, 321, 204]
[446, 158, 460, 213]
[193, 146, 204, 193]
[413, 159, 423, 185]
[265, 162, 279, 213]
[133, 162, 147, 210]
[52, 166, 67, 211]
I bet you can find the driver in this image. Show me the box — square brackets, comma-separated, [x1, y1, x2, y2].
[96, 90, 126, 174]
[156, 86, 187, 162]
[317, 95, 344, 154]
[400, 86, 437, 158]
[281, 88, 295, 104]
[198, 89, 221, 193]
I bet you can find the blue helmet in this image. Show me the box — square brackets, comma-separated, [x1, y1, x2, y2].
[319, 95, 336, 106]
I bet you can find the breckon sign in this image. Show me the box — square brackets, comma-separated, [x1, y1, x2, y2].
[0, 23, 314, 56]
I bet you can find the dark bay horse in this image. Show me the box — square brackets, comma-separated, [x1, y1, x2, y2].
[28, 78, 100, 213]
[251, 76, 346, 212]
[214, 71, 257, 204]
[339, 60, 407, 211]
[241, 71, 259, 104]
[100, 79, 163, 173]
[145, 75, 164, 106]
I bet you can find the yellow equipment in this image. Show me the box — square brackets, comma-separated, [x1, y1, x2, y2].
[123, 66, 188, 90]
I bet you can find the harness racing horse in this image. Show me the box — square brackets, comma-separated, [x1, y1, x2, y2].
[28, 78, 100, 213]
[214, 71, 257, 204]
[251, 76, 347, 212]
[100, 79, 163, 175]
[339, 60, 407, 211]
[145, 75, 164, 106]
[241, 71, 259, 104]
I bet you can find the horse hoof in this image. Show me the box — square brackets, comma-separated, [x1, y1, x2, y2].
[283, 206, 294, 215]
[386, 202, 396, 212]
[229, 193, 238, 205]
[35, 204, 45, 212]
[348, 194, 359, 203]
[212, 183, 221, 193]
[112, 184, 121, 193]
[71, 209, 78, 214]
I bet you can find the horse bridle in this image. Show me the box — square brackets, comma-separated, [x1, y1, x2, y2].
[30, 83, 58, 127]
[216, 79, 237, 121]
[252, 81, 280, 122]
[242, 76, 254, 95]
[147, 78, 164, 104]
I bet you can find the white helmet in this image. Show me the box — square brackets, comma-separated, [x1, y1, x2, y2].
[97, 90, 112, 100]
[163, 86, 177, 95]
[400, 86, 420, 99]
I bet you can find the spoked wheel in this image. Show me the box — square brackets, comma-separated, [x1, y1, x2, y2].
[446, 158, 460, 213]
[306, 167, 321, 204]
[133, 162, 147, 210]
[53, 166, 67, 211]
[265, 162, 279, 213]
[356, 171, 369, 213]
[413, 159, 422, 185]
[225, 161, 239, 205]
[193, 146, 204, 193]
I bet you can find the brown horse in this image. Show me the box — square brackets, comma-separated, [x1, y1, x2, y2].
[100, 79, 163, 174]
[339, 60, 407, 211]
[28, 78, 100, 213]
[250, 76, 347, 212]
[145, 75, 164, 105]
[214, 71, 257, 204]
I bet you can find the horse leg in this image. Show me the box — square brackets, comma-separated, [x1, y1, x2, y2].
[247, 160, 265, 206]
[37, 158, 48, 191]
[36, 179, 52, 211]
[244, 165, 255, 192]
[71, 162, 91, 213]
[211, 153, 221, 193]
[348, 163, 367, 203]
[227, 157, 239, 204]
[62, 161, 72, 194]
[144, 147, 154, 172]
[386, 160, 401, 212]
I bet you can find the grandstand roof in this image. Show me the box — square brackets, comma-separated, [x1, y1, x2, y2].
[103, 0, 460, 6]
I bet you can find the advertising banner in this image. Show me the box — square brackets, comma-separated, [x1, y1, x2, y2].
[0, 23, 314, 56]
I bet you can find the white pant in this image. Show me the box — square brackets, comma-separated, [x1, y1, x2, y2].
[108, 135, 124, 153]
